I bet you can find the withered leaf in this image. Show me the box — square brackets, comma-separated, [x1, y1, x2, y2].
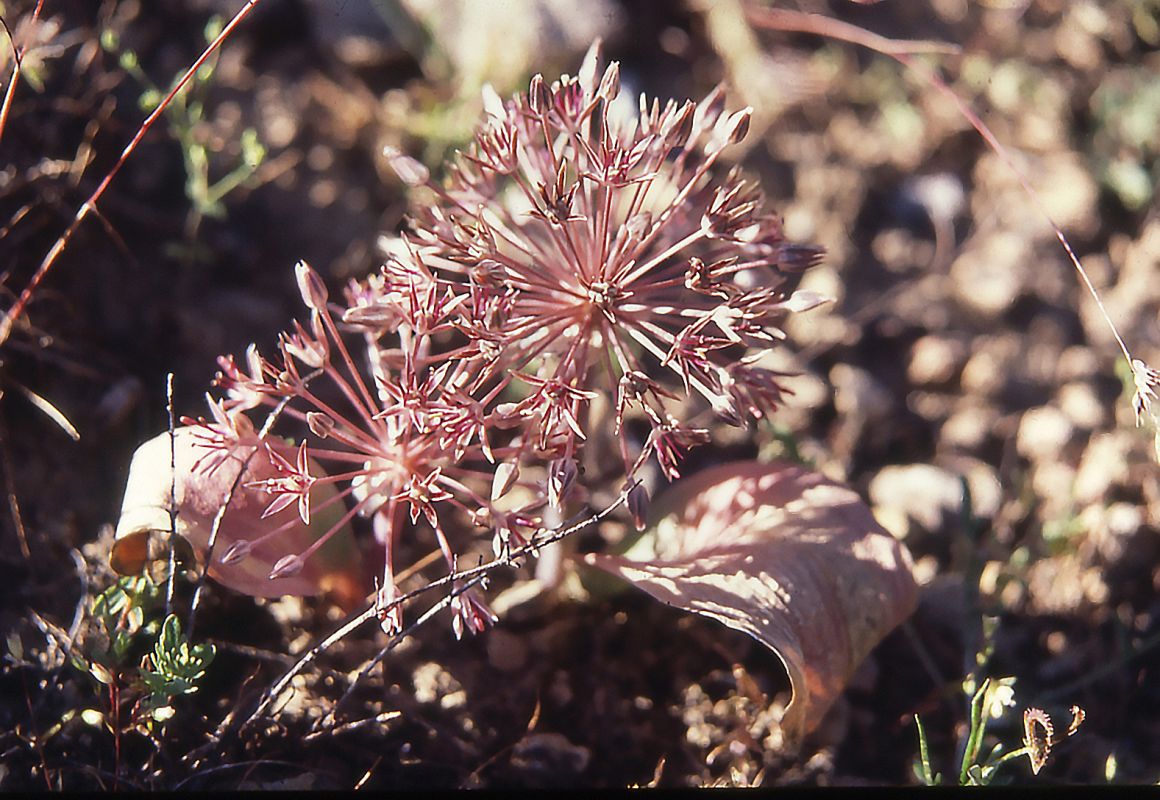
[113, 427, 364, 606]
[585, 461, 917, 744]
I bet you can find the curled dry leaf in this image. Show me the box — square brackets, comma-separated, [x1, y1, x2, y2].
[584, 461, 917, 744]
[112, 427, 364, 606]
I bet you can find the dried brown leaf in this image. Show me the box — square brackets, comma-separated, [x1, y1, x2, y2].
[585, 461, 917, 744]
[112, 428, 364, 605]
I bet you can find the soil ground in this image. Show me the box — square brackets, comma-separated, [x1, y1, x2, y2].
[2, 0, 1159, 788]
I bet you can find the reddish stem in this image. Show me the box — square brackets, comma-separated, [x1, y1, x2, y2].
[0, 0, 262, 347]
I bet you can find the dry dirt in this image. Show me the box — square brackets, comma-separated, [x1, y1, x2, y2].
[1, 0, 1158, 788]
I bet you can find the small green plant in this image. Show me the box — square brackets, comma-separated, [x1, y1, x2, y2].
[99, 16, 266, 235]
[69, 573, 216, 734]
[72, 573, 164, 686]
[914, 677, 1085, 785]
[138, 614, 216, 724]
[913, 483, 1085, 785]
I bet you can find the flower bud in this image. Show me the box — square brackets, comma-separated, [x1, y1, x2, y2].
[578, 39, 602, 98]
[528, 73, 550, 116]
[294, 260, 328, 312]
[664, 101, 696, 149]
[780, 290, 831, 314]
[491, 461, 520, 501]
[481, 82, 506, 119]
[382, 145, 429, 187]
[493, 402, 520, 419]
[268, 553, 305, 581]
[627, 483, 650, 531]
[598, 61, 621, 102]
[220, 540, 252, 566]
[245, 343, 264, 381]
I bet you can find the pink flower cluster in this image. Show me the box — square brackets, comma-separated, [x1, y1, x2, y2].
[193, 43, 824, 637]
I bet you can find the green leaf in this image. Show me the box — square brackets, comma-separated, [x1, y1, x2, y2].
[204, 15, 224, 42]
[141, 615, 215, 704]
[913, 715, 940, 786]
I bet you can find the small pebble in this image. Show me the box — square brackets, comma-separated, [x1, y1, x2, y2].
[1016, 405, 1075, 462]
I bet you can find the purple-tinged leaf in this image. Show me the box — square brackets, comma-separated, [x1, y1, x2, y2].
[113, 426, 364, 607]
[585, 461, 917, 745]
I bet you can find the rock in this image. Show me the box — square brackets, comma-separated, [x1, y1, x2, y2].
[908, 391, 955, 423]
[869, 464, 964, 537]
[951, 231, 1027, 318]
[830, 364, 892, 421]
[1037, 153, 1099, 238]
[961, 334, 1020, 397]
[1073, 432, 1132, 505]
[1080, 502, 1144, 564]
[830, 364, 894, 462]
[1026, 554, 1108, 615]
[898, 172, 967, 229]
[1055, 345, 1101, 382]
[1016, 405, 1076, 462]
[940, 402, 1000, 452]
[939, 456, 1003, 520]
[1030, 461, 1078, 522]
[1056, 381, 1107, 431]
[908, 335, 967, 386]
[511, 732, 591, 776]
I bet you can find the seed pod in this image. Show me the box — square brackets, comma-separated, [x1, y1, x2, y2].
[306, 411, 336, 439]
[724, 107, 752, 145]
[664, 101, 696, 149]
[548, 457, 578, 509]
[220, 540, 252, 566]
[269, 554, 305, 581]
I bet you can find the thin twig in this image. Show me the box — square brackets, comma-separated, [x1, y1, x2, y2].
[0, 408, 31, 558]
[165, 373, 177, 616]
[210, 486, 633, 746]
[0, 0, 262, 348]
[315, 571, 491, 730]
[744, 7, 961, 56]
[302, 711, 401, 743]
[0, 0, 46, 147]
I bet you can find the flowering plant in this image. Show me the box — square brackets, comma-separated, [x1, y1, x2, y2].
[118, 42, 826, 639]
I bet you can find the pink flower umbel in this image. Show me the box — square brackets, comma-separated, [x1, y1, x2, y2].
[185, 43, 823, 635]
[383, 42, 824, 504]
[210, 260, 534, 634]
